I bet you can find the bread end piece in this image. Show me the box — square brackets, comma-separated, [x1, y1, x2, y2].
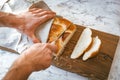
[82, 36, 101, 61]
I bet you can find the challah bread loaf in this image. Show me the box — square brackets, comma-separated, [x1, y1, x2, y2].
[47, 17, 71, 43]
[47, 17, 76, 56]
[55, 24, 76, 56]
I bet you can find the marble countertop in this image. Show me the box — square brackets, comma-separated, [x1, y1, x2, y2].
[0, 0, 120, 80]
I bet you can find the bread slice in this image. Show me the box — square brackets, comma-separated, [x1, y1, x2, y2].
[70, 28, 92, 59]
[47, 17, 71, 43]
[82, 36, 101, 61]
[55, 24, 76, 56]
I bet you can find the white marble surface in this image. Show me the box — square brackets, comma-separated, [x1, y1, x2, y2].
[0, 0, 120, 80]
[0, 0, 8, 9]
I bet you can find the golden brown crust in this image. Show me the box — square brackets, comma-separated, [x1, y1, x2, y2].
[53, 17, 71, 27]
[55, 24, 77, 56]
[89, 43, 101, 58]
[48, 24, 64, 43]
[48, 17, 76, 56]
[47, 17, 71, 43]
[55, 39, 63, 54]
[62, 32, 70, 42]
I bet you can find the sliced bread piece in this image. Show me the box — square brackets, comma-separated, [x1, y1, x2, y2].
[82, 36, 101, 61]
[70, 28, 92, 59]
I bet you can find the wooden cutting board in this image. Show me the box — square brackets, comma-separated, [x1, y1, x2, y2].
[52, 25, 120, 80]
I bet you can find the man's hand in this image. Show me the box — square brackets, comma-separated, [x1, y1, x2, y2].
[3, 43, 57, 80]
[17, 8, 56, 43]
[21, 43, 57, 71]
[0, 8, 56, 43]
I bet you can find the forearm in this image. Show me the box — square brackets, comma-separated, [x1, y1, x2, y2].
[3, 57, 33, 80]
[0, 11, 22, 28]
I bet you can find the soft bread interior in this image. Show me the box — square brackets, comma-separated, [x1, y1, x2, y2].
[82, 36, 101, 61]
[70, 28, 92, 59]
[55, 24, 76, 56]
[47, 17, 76, 56]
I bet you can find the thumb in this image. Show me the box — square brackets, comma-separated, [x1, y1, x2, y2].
[29, 33, 41, 43]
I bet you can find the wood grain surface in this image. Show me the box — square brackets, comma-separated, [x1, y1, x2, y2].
[52, 25, 120, 80]
[108, 37, 120, 80]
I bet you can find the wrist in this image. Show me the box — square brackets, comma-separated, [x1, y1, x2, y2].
[12, 56, 34, 74]
[3, 56, 34, 80]
[0, 11, 24, 29]
[8, 14, 24, 29]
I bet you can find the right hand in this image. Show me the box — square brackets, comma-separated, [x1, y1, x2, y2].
[15, 43, 57, 72]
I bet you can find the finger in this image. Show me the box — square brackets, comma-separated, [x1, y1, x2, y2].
[38, 13, 56, 24]
[44, 43, 58, 53]
[44, 48, 53, 57]
[36, 11, 55, 17]
[31, 9, 44, 14]
[29, 8, 39, 12]
[31, 43, 43, 48]
[28, 33, 41, 43]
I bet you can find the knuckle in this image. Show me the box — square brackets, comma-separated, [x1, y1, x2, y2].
[43, 11, 48, 13]
[38, 8, 42, 10]
[33, 43, 41, 47]
[44, 43, 49, 48]
[44, 15, 50, 18]
[36, 9, 42, 12]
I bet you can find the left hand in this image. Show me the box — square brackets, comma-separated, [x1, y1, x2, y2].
[16, 8, 56, 43]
